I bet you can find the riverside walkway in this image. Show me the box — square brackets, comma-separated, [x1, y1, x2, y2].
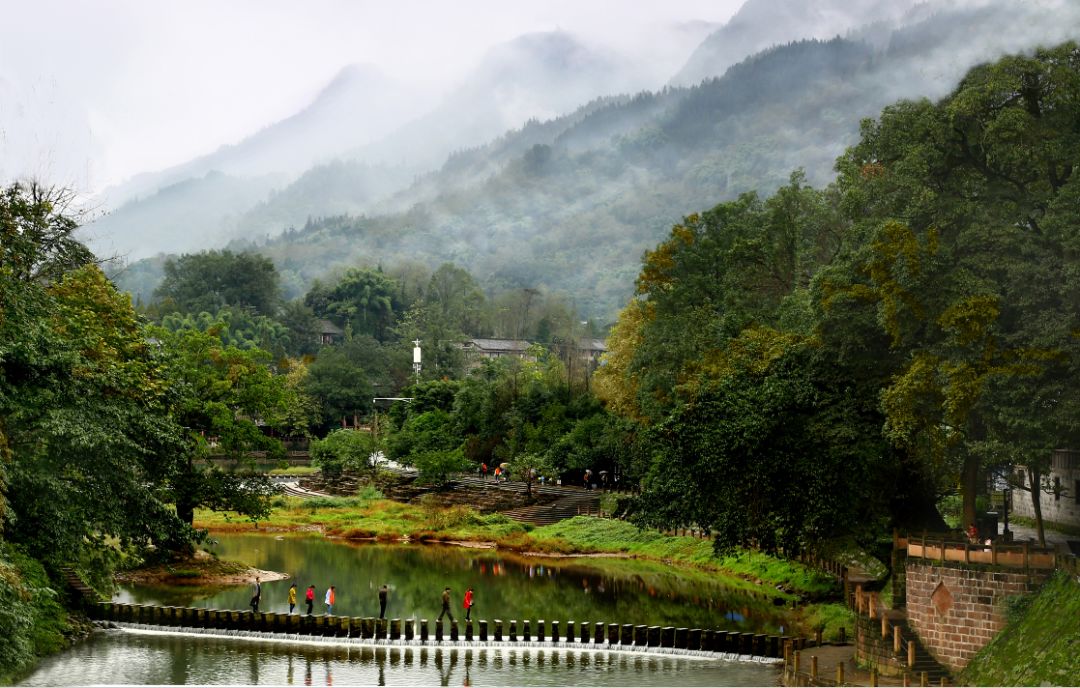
[90, 601, 801, 661]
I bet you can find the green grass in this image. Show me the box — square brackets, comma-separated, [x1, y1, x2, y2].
[959, 571, 1080, 686]
[530, 517, 837, 598]
[797, 602, 855, 643]
[268, 466, 320, 475]
[195, 504, 837, 600]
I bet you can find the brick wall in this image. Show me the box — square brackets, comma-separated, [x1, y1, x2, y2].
[905, 560, 1049, 671]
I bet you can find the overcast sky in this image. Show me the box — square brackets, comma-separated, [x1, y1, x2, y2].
[0, 0, 742, 195]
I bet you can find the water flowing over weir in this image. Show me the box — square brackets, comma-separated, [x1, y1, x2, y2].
[103, 621, 780, 663]
[90, 601, 798, 660]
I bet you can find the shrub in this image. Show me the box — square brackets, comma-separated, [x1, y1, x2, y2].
[310, 429, 375, 477]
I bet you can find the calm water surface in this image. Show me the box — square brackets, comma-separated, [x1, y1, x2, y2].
[20, 630, 779, 686]
[114, 533, 790, 631]
[21, 534, 788, 686]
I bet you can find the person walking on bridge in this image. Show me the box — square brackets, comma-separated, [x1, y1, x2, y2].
[305, 584, 315, 615]
[437, 586, 455, 622]
[325, 585, 336, 615]
[288, 582, 297, 614]
[379, 584, 389, 619]
[463, 587, 474, 621]
[250, 577, 261, 613]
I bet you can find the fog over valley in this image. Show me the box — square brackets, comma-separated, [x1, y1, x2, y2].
[3, 0, 1079, 318]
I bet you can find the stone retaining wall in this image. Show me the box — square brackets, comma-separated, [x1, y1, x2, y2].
[905, 559, 1050, 671]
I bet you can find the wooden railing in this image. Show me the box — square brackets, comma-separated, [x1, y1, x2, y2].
[902, 533, 1056, 570]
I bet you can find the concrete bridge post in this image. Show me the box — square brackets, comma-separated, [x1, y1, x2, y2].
[565, 621, 575, 643]
[674, 628, 689, 649]
[450, 621, 459, 642]
[660, 627, 674, 647]
[634, 625, 647, 646]
[593, 622, 604, 644]
[704, 629, 718, 652]
[337, 616, 349, 637]
[536, 619, 544, 641]
[522, 620, 531, 641]
[404, 618, 414, 641]
[739, 632, 752, 655]
[689, 628, 702, 650]
[435, 619, 444, 641]
[479, 620, 488, 641]
[493, 619, 503, 641]
[606, 623, 619, 645]
[464, 620, 473, 641]
[620, 624, 633, 645]
[648, 626, 661, 647]
[509, 620, 517, 642]
[361, 618, 374, 639]
[376, 618, 388, 640]
[419, 619, 429, 642]
[391, 619, 401, 640]
[550, 620, 559, 642]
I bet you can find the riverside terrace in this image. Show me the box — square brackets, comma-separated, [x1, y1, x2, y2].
[91, 601, 813, 660]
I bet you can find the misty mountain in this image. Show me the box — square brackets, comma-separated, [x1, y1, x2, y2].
[85, 64, 422, 259]
[89, 31, 643, 257]
[231, 31, 643, 237]
[670, 0, 918, 86]
[112, 0, 1080, 318]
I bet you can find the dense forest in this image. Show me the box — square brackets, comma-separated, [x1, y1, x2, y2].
[3, 42, 1080, 681]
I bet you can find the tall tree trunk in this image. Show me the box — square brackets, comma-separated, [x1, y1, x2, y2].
[962, 452, 980, 533]
[1029, 465, 1046, 547]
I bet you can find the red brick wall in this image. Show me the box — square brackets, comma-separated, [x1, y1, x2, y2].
[905, 560, 1048, 671]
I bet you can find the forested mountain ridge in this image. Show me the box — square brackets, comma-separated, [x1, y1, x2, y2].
[110, 0, 1080, 319]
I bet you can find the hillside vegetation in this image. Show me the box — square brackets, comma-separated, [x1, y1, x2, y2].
[113, 1, 1080, 318]
[959, 572, 1080, 686]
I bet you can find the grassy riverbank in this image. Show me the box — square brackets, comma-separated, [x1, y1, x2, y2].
[958, 571, 1080, 686]
[193, 494, 837, 600]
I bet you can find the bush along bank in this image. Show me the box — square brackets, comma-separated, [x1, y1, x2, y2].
[0, 543, 89, 684]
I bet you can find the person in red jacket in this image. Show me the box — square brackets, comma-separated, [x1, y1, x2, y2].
[305, 584, 316, 615]
[463, 587, 474, 621]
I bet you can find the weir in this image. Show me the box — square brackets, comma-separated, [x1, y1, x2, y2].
[89, 602, 794, 661]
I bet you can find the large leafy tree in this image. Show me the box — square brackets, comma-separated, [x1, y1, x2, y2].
[305, 267, 400, 341]
[824, 42, 1080, 534]
[154, 328, 290, 526]
[1, 183, 190, 576]
[635, 329, 889, 553]
[154, 250, 281, 317]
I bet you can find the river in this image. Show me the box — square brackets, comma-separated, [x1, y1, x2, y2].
[19, 533, 783, 686]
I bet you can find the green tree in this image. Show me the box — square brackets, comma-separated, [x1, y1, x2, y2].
[153, 249, 281, 317]
[310, 429, 376, 478]
[305, 267, 400, 341]
[825, 42, 1080, 533]
[155, 328, 289, 527]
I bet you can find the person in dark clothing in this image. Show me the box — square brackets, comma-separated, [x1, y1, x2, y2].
[379, 584, 389, 619]
[250, 577, 261, 613]
[305, 584, 316, 615]
[437, 586, 455, 622]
